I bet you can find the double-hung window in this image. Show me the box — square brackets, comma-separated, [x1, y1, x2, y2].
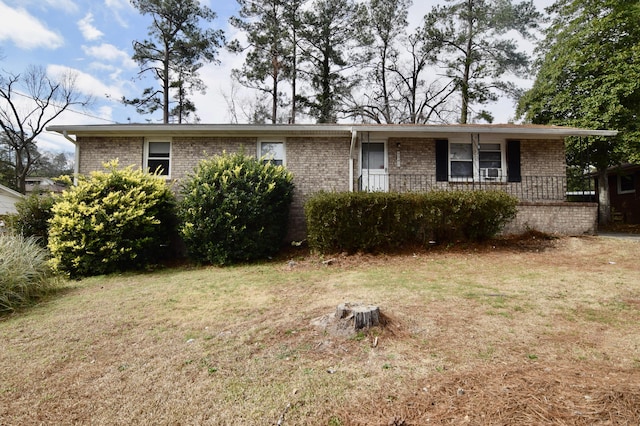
[145, 140, 171, 176]
[259, 141, 285, 165]
[439, 139, 509, 182]
[450, 143, 473, 179]
[479, 143, 503, 180]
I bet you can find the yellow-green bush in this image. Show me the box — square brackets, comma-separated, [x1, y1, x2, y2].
[304, 190, 518, 253]
[48, 161, 176, 277]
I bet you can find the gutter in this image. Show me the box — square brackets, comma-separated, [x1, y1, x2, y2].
[349, 129, 358, 192]
[47, 123, 619, 139]
[62, 131, 79, 185]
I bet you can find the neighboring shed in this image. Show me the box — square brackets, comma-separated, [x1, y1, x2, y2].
[604, 164, 640, 224]
[25, 177, 67, 194]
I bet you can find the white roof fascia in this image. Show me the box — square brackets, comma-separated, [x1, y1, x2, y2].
[352, 125, 618, 138]
[46, 123, 618, 139]
[0, 184, 24, 199]
[47, 124, 351, 138]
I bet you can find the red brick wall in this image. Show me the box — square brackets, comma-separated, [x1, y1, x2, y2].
[285, 137, 351, 240]
[521, 139, 566, 176]
[77, 136, 143, 174]
[77, 135, 351, 241]
[502, 202, 598, 235]
[76, 134, 573, 241]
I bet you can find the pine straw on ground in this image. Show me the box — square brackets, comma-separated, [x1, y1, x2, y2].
[338, 363, 640, 425]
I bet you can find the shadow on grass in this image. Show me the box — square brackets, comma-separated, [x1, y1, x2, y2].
[0, 282, 80, 319]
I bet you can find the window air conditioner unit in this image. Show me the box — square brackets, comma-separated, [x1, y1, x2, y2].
[481, 168, 500, 179]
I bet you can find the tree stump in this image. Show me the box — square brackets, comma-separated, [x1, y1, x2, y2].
[336, 303, 380, 330]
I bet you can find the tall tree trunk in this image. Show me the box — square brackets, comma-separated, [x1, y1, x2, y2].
[291, 44, 297, 123]
[271, 72, 278, 124]
[460, 0, 474, 124]
[381, 45, 391, 123]
[320, 48, 332, 123]
[14, 147, 25, 194]
[163, 44, 170, 124]
[596, 170, 611, 225]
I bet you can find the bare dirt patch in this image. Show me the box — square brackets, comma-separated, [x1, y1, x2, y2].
[1, 235, 639, 425]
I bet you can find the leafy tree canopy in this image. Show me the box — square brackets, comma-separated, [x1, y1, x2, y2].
[517, 0, 640, 167]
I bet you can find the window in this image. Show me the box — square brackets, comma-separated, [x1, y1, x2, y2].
[450, 143, 473, 178]
[479, 143, 503, 180]
[259, 141, 284, 165]
[146, 140, 171, 176]
[618, 173, 636, 194]
[440, 139, 507, 182]
[362, 142, 386, 170]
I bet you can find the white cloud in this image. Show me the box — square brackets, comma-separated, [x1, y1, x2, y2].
[0, 1, 63, 49]
[191, 28, 249, 123]
[47, 64, 125, 100]
[97, 105, 114, 119]
[104, 0, 129, 9]
[81, 43, 136, 68]
[78, 13, 104, 41]
[43, 0, 78, 13]
[9, 0, 79, 13]
[104, 0, 132, 28]
[39, 131, 76, 153]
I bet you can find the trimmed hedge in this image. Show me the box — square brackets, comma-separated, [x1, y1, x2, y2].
[48, 161, 176, 277]
[178, 151, 295, 265]
[304, 190, 518, 253]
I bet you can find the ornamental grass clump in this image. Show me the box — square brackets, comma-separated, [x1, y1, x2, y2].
[178, 151, 294, 265]
[0, 233, 59, 313]
[48, 160, 177, 278]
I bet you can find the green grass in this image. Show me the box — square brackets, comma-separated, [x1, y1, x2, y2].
[1, 237, 639, 424]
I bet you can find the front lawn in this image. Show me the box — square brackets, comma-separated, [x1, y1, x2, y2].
[1, 235, 639, 425]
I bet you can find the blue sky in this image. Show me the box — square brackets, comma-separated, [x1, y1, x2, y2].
[0, 0, 554, 153]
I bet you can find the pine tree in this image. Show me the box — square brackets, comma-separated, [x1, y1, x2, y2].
[125, 0, 224, 123]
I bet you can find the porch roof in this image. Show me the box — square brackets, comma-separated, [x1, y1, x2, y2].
[47, 123, 618, 142]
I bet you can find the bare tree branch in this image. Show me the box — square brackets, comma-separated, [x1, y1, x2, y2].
[0, 65, 91, 193]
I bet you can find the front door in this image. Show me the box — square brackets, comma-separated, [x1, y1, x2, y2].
[361, 141, 388, 191]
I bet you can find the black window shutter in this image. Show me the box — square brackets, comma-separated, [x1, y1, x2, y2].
[507, 140, 521, 182]
[435, 139, 448, 182]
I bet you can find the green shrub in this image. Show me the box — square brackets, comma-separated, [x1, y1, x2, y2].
[305, 190, 518, 253]
[0, 233, 59, 313]
[9, 192, 56, 246]
[48, 160, 177, 277]
[178, 151, 294, 265]
[304, 192, 418, 253]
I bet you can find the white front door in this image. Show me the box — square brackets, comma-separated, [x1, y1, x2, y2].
[361, 141, 388, 192]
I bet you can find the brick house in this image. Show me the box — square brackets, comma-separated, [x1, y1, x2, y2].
[47, 123, 616, 240]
